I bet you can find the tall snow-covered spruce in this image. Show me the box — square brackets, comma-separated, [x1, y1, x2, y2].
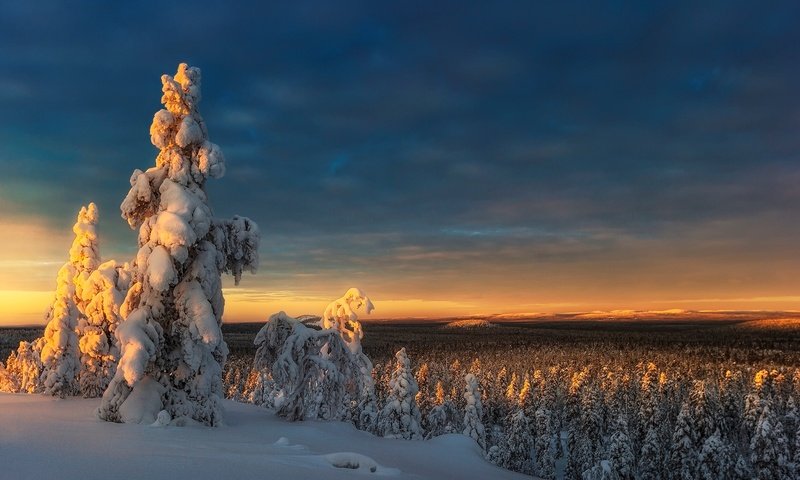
[40, 203, 101, 397]
[98, 63, 259, 426]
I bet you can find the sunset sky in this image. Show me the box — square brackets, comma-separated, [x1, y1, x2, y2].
[1, 1, 800, 325]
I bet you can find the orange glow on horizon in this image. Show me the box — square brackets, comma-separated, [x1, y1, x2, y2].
[4, 286, 800, 327]
[2, 211, 800, 326]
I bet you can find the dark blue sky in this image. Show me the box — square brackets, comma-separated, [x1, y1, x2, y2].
[2, 1, 800, 320]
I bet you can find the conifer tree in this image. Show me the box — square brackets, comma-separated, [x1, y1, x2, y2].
[378, 348, 423, 440]
[99, 64, 259, 425]
[534, 406, 556, 480]
[750, 403, 791, 480]
[638, 423, 662, 480]
[505, 408, 534, 474]
[41, 203, 101, 397]
[321, 288, 377, 430]
[607, 416, 634, 480]
[463, 372, 486, 450]
[76, 260, 131, 397]
[698, 429, 731, 480]
[669, 403, 697, 480]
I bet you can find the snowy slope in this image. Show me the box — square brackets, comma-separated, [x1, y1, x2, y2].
[0, 393, 526, 480]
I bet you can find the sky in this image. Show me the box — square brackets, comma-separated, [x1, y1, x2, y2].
[1, 1, 799, 325]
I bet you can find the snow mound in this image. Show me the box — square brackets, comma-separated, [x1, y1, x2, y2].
[0, 394, 525, 480]
[118, 375, 164, 424]
[442, 319, 497, 329]
[322, 452, 394, 474]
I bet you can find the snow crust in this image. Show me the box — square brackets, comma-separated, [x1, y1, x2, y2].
[0, 394, 525, 480]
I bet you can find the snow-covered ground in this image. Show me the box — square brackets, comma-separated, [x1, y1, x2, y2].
[0, 393, 526, 480]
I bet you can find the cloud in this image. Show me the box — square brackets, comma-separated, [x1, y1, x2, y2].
[1, 0, 799, 320]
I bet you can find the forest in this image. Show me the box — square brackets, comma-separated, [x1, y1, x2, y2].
[224, 315, 800, 479]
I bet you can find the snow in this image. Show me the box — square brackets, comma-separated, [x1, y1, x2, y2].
[118, 375, 165, 424]
[0, 393, 526, 480]
[146, 245, 176, 292]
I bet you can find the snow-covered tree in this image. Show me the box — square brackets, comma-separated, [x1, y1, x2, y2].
[505, 409, 534, 474]
[98, 64, 259, 426]
[321, 287, 373, 353]
[565, 423, 584, 480]
[425, 380, 461, 439]
[415, 362, 432, 418]
[580, 385, 604, 465]
[486, 443, 511, 469]
[698, 429, 732, 480]
[638, 423, 662, 480]
[750, 403, 791, 480]
[687, 379, 717, 446]
[720, 370, 743, 437]
[744, 369, 770, 435]
[40, 203, 101, 397]
[321, 288, 377, 430]
[253, 311, 359, 421]
[378, 347, 423, 440]
[532, 407, 556, 480]
[505, 372, 518, 406]
[582, 461, 620, 480]
[76, 260, 131, 397]
[733, 453, 752, 480]
[463, 372, 486, 450]
[607, 416, 634, 480]
[0, 357, 19, 393]
[669, 403, 697, 480]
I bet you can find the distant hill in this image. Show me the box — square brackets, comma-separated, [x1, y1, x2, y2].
[442, 319, 497, 329]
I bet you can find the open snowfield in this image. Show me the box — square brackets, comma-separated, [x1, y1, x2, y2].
[0, 393, 526, 480]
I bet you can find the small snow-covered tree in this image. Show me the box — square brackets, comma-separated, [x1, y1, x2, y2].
[580, 384, 604, 466]
[425, 380, 461, 439]
[566, 427, 594, 480]
[463, 372, 486, 450]
[254, 311, 355, 421]
[733, 453, 752, 480]
[505, 372, 518, 406]
[533, 407, 556, 480]
[720, 370, 743, 437]
[505, 408, 534, 474]
[582, 461, 620, 480]
[99, 64, 259, 426]
[698, 429, 732, 480]
[744, 369, 770, 435]
[669, 403, 697, 480]
[688, 380, 718, 446]
[40, 203, 101, 397]
[607, 416, 634, 480]
[321, 288, 377, 430]
[750, 403, 791, 480]
[486, 443, 511, 469]
[76, 260, 131, 397]
[637, 423, 662, 480]
[0, 357, 19, 393]
[321, 287, 373, 353]
[378, 347, 423, 440]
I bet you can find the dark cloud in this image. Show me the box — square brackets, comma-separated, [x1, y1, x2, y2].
[1, 0, 799, 312]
